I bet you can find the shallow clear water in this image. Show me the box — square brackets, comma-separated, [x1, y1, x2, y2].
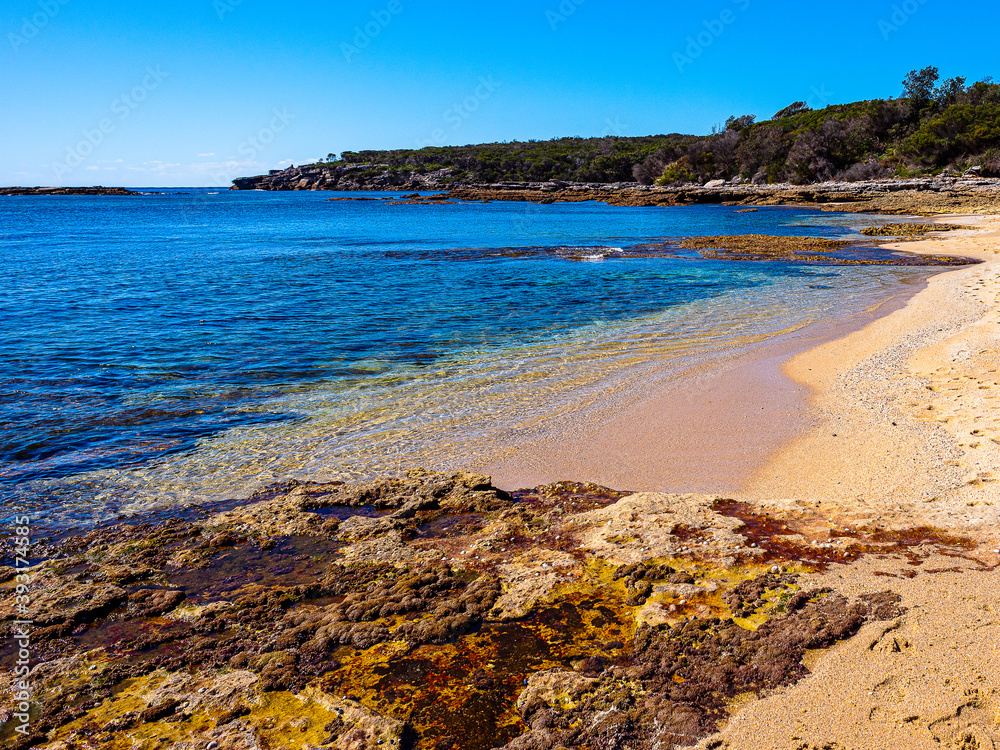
[0, 191, 928, 526]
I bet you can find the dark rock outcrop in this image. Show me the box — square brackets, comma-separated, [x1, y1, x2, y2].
[0, 186, 142, 196]
[231, 163, 464, 192]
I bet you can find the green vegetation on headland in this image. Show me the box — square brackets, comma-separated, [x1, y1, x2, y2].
[335, 134, 694, 186]
[248, 68, 1000, 190]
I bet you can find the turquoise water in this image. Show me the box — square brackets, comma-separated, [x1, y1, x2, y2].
[0, 191, 927, 525]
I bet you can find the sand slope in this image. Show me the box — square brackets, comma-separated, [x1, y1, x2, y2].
[706, 216, 1000, 749]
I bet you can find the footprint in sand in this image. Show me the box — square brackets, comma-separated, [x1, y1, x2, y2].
[927, 695, 999, 750]
[965, 471, 998, 486]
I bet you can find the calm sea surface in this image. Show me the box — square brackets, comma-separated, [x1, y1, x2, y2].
[0, 191, 929, 526]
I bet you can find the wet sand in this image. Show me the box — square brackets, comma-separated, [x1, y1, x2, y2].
[478, 280, 925, 495]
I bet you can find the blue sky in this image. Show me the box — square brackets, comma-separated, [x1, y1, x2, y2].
[2, 0, 997, 187]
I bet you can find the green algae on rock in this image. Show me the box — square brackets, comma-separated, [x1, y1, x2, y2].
[675, 234, 975, 265]
[859, 223, 965, 237]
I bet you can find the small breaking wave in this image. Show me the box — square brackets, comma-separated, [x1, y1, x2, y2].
[558, 246, 626, 261]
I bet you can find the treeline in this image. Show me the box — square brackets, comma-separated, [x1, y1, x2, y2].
[322, 68, 1000, 186]
[335, 135, 701, 184]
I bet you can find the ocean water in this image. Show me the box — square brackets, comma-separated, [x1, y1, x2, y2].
[0, 191, 930, 527]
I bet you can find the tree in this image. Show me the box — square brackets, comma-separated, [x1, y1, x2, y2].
[783, 120, 844, 184]
[737, 124, 790, 181]
[709, 130, 741, 176]
[935, 76, 967, 106]
[725, 114, 756, 132]
[772, 101, 811, 120]
[902, 66, 940, 105]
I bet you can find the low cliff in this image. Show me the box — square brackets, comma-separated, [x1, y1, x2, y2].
[230, 163, 470, 192]
[231, 165, 1000, 215]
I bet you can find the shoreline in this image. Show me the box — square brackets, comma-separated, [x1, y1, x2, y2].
[475, 275, 927, 495]
[230, 170, 1000, 216]
[706, 213, 1000, 749]
[743, 214, 998, 510]
[8, 177, 1000, 217]
[4, 210, 1000, 750]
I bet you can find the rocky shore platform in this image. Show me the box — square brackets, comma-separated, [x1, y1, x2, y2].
[437, 178, 1000, 216]
[2, 468, 994, 750]
[231, 165, 1000, 216]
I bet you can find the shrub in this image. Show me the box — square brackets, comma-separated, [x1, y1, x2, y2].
[904, 104, 1000, 164]
[656, 157, 697, 185]
[982, 149, 1000, 177]
[773, 101, 811, 120]
[783, 121, 843, 183]
[837, 159, 892, 182]
[725, 114, 757, 132]
[737, 125, 790, 182]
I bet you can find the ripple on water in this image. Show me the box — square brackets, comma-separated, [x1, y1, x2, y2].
[0, 195, 936, 527]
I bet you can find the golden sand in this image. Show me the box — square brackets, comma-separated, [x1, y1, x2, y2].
[701, 216, 1000, 749]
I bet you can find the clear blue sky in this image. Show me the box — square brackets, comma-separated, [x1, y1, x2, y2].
[3, 0, 997, 187]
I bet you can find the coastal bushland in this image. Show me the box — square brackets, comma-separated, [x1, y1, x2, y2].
[313, 68, 1000, 187]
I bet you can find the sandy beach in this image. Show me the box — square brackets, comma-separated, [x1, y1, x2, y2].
[699, 214, 1000, 749]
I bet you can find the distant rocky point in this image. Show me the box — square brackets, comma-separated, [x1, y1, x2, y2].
[230, 163, 467, 192]
[0, 186, 142, 196]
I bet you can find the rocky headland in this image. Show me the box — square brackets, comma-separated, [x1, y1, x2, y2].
[230, 166, 1000, 216]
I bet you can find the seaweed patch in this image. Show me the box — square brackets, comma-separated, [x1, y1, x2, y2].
[1, 471, 973, 749]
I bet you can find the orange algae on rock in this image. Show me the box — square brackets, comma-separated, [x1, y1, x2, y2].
[5, 472, 984, 750]
[320, 559, 646, 750]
